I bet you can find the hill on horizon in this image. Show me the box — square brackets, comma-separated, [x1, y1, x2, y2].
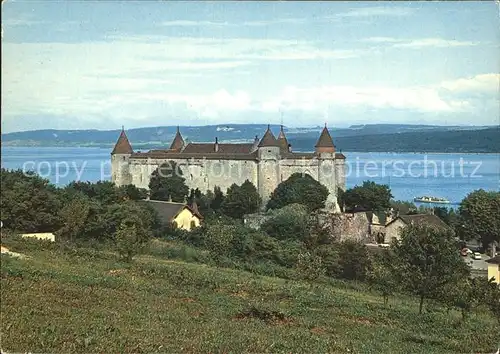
[1, 124, 498, 153]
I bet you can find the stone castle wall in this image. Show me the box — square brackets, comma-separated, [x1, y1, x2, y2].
[127, 157, 258, 193]
[315, 210, 375, 243]
[112, 153, 346, 209]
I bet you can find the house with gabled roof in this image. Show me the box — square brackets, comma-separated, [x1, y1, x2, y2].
[111, 124, 346, 210]
[383, 214, 451, 243]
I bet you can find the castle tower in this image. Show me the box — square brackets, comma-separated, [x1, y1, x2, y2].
[315, 124, 339, 211]
[111, 127, 133, 186]
[170, 126, 185, 151]
[257, 125, 280, 208]
[277, 125, 290, 154]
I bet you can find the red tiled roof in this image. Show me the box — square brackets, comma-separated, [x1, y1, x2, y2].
[131, 151, 259, 161]
[277, 126, 289, 152]
[111, 129, 133, 155]
[315, 126, 335, 148]
[387, 214, 450, 230]
[169, 128, 185, 151]
[182, 143, 254, 154]
[258, 126, 279, 147]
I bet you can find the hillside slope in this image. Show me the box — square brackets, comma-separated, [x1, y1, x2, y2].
[1, 240, 498, 353]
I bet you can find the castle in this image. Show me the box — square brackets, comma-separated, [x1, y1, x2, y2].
[111, 125, 346, 210]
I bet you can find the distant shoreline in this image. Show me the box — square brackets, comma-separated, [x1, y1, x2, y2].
[2, 144, 499, 155]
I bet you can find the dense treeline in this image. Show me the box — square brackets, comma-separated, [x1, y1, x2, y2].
[1, 167, 499, 322]
[291, 127, 500, 153]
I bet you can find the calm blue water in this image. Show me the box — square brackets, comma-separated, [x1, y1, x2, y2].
[1, 146, 498, 205]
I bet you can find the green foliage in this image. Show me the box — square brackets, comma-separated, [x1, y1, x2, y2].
[342, 181, 393, 212]
[65, 181, 119, 204]
[336, 240, 372, 281]
[211, 186, 225, 212]
[267, 173, 329, 212]
[296, 251, 325, 281]
[103, 201, 157, 239]
[117, 184, 148, 201]
[390, 200, 417, 215]
[149, 161, 189, 202]
[440, 277, 498, 322]
[458, 189, 500, 247]
[368, 250, 400, 307]
[432, 207, 459, 227]
[1, 168, 62, 233]
[114, 215, 152, 262]
[221, 180, 261, 219]
[261, 203, 309, 241]
[57, 194, 93, 241]
[391, 224, 470, 314]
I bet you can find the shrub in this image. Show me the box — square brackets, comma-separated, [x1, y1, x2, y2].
[114, 216, 152, 262]
[337, 240, 372, 281]
[261, 203, 309, 241]
[296, 251, 325, 281]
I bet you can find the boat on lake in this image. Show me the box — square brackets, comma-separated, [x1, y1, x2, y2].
[414, 196, 450, 204]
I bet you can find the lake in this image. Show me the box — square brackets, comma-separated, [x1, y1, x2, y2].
[1, 146, 498, 205]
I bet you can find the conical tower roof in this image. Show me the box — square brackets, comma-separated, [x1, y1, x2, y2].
[111, 127, 133, 155]
[315, 125, 335, 151]
[170, 126, 185, 151]
[277, 125, 289, 152]
[258, 125, 279, 147]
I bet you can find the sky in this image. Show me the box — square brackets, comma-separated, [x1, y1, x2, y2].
[1, 1, 499, 133]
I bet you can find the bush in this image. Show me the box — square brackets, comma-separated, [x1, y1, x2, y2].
[296, 251, 325, 281]
[114, 215, 152, 262]
[337, 240, 372, 281]
[261, 204, 309, 241]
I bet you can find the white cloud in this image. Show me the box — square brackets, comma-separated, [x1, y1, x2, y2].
[394, 38, 479, 48]
[160, 20, 230, 27]
[156, 6, 414, 28]
[336, 6, 414, 18]
[440, 73, 500, 93]
[362, 37, 479, 48]
[260, 85, 468, 114]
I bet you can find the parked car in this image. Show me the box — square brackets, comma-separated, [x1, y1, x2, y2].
[472, 252, 482, 260]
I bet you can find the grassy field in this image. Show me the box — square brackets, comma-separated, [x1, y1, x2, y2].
[1, 239, 499, 353]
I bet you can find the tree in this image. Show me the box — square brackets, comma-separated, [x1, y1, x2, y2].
[390, 200, 417, 215]
[441, 277, 497, 322]
[114, 215, 152, 262]
[433, 207, 459, 228]
[458, 189, 500, 252]
[210, 186, 225, 212]
[0, 168, 62, 233]
[117, 184, 148, 201]
[261, 203, 309, 241]
[103, 201, 158, 239]
[221, 180, 261, 219]
[391, 224, 470, 314]
[342, 181, 393, 212]
[65, 181, 120, 205]
[149, 161, 189, 202]
[57, 195, 92, 242]
[267, 173, 329, 212]
[368, 250, 400, 307]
